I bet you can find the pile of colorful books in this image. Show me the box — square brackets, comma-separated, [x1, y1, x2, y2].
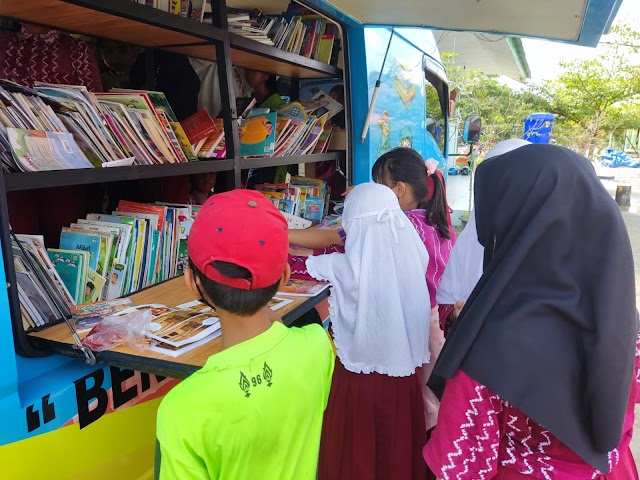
[180, 109, 226, 159]
[0, 81, 195, 173]
[256, 175, 329, 222]
[240, 99, 338, 158]
[223, 6, 341, 65]
[13, 201, 200, 332]
[180, 97, 338, 159]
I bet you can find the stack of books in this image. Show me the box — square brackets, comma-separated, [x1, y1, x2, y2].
[221, 5, 341, 65]
[12, 234, 74, 331]
[130, 2, 341, 66]
[180, 109, 226, 159]
[227, 8, 276, 45]
[240, 99, 339, 158]
[180, 97, 338, 160]
[268, 15, 339, 64]
[256, 175, 330, 222]
[0, 81, 195, 173]
[12, 201, 201, 332]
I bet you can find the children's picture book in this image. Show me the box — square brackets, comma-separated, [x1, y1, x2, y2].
[7, 128, 94, 172]
[317, 215, 342, 230]
[47, 248, 89, 304]
[84, 267, 105, 304]
[180, 108, 218, 145]
[71, 298, 133, 331]
[277, 278, 330, 297]
[59, 229, 101, 273]
[239, 112, 277, 157]
[113, 304, 220, 349]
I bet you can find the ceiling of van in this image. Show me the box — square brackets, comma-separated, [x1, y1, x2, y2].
[434, 31, 530, 81]
[312, 0, 620, 47]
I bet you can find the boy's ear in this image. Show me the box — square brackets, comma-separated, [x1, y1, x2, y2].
[279, 263, 291, 290]
[184, 265, 200, 298]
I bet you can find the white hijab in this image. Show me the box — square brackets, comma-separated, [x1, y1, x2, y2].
[306, 183, 431, 377]
[436, 139, 531, 305]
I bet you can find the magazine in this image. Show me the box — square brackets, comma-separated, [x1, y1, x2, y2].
[277, 278, 330, 297]
[7, 128, 94, 172]
[113, 304, 220, 348]
[71, 298, 133, 331]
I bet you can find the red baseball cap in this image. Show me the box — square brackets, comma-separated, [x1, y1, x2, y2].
[188, 190, 289, 290]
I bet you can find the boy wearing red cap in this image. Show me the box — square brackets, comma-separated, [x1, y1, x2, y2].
[156, 190, 335, 480]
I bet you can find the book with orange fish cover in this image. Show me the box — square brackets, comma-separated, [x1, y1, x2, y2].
[239, 112, 277, 157]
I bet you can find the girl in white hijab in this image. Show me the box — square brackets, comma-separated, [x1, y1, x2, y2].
[436, 139, 530, 333]
[307, 182, 432, 480]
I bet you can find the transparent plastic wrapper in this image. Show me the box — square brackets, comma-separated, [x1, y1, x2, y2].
[81, 308, 152, 352]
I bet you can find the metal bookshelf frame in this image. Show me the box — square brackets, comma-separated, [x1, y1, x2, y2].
[0, 0, 350, 360]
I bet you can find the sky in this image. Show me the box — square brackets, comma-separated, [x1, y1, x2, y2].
[522, 0, 640, 83]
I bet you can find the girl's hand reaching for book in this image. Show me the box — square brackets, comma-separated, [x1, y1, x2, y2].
[289, 247, 313, 257]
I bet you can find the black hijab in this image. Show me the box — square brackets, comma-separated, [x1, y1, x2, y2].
[432, 144, 636, 472]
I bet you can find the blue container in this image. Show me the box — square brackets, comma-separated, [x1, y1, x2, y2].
[523, 113, 555, 144]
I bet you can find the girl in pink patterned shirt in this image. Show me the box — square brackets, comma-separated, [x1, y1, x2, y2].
[425, 144, 639, 480]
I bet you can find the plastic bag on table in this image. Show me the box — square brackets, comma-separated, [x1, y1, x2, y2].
[81, 308, 152, 352]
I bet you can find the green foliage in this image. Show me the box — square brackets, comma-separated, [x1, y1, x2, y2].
[439, 23, 640, 158]
[526, 23, 640, 155]
[440, 52, 545, 152]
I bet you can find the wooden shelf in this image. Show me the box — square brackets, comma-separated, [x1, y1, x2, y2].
[240, 152, 344, 169]
[0, 0, 223, 47]
[3, 160, 234, 191]
[166, 34, 342, 79]
[229, 34, 342, 79]
[0, 0, 342, 78]
[28, 277, 330, 379]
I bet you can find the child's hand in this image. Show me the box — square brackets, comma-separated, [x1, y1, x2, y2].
[341, 186, 354, 197]
[454, 301, 465, 318]
[289, 247, 313, 257]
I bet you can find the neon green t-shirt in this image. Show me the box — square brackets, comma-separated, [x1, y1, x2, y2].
[259, 92, 284, 111]
[156, 322, 334, 480]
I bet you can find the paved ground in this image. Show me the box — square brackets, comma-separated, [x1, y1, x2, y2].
[446, 169, 640, 466]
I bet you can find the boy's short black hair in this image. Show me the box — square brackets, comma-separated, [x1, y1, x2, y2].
[189, 258, 280, 316]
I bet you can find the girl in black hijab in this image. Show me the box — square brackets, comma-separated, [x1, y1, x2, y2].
[424, 144, 639, 479]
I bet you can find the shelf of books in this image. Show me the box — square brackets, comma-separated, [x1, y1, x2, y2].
[228, 33, 341, 79]
[28, 277, 330, 378]
[240, 152, 343, 170]
[1, 0, 349, 372]
[0, 0, 342, 80]
[3, 160, 235, 191]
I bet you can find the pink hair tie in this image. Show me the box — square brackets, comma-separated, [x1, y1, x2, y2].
[425, 158, 439, 175]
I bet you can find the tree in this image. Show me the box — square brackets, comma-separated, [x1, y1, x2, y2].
[433, 52, 545, 154]
[530, 23, 640, 157]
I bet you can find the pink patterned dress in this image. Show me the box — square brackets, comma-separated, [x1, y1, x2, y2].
[423, 335, 640, 480]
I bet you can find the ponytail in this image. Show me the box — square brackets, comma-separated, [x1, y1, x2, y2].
[423, 172, 451, 240]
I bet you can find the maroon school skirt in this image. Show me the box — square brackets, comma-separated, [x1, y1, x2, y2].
[318, 359, 428, 480]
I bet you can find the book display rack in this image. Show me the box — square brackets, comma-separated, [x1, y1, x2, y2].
[0, 0, 347, 376]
